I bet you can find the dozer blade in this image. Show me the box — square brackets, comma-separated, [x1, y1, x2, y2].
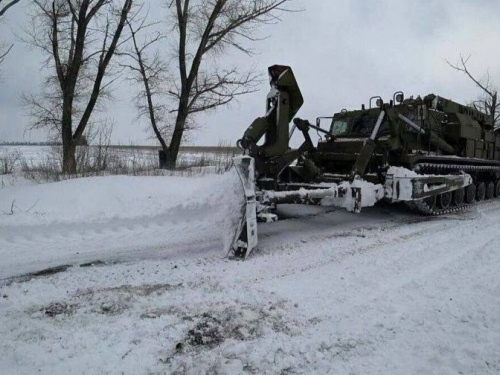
[228, 156, 258, 259]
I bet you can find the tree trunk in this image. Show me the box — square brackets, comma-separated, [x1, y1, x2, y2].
[62, 139, 77, 174]
[166, 119, 185, 169]
[61, 98, 77, 174]
[166, 100, 188, 169]
[491, 92, 497, 127]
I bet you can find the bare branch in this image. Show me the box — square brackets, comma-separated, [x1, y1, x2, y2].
[0, 0, 21, 17]
[123, 9, 169, 152]
[0, 43, 12, 64]
[447, 54, 499, 129]
[446, 55, 494, 97]
[0, 0, 22, 64]
[74, 0, 133, 141]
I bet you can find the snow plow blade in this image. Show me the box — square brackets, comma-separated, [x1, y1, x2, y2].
[228, 156, 258, 259]
[228, 155, 387, 259]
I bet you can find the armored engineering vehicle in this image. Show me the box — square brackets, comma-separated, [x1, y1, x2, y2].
[229, 65, 500, 258]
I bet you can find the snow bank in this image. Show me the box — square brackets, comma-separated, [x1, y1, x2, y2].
[0, 171, 245, 259]
[0, 173, 241, 226]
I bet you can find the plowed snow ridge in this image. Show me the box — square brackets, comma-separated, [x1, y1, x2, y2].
[0, 173, 244, 279]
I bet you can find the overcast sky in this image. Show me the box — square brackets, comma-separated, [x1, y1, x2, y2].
[1, 0, 500, 146]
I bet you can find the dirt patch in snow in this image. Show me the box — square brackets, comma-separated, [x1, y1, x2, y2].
[160, 300, 307, 370]
[31, 282, 185, 318]
[40, 302, 79, 318]
[95, 282, 183, 297]
[187, 313, 225, 347]
[181, 302, 300, 349]
[3, 264, 73, 286]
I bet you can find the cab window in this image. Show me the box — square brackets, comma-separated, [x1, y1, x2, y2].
[330, 120, 348, 136]
[350, 114, 390, 137]
[351, 116, 373, 136]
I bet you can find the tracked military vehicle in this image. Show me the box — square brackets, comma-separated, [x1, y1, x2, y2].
[229, 65, 500, 258]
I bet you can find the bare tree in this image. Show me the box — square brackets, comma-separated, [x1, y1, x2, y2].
[25, 0, 133, 173]
[121, 13, 170, 158]
[447, 55, 500, 130]
[0, 0, 22, 65]
[125, 0, 293, 169]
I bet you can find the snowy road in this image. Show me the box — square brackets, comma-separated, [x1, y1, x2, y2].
[1, 175, 500, 374]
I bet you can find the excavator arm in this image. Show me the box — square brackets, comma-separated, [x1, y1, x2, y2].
[229, 65, 376, 258]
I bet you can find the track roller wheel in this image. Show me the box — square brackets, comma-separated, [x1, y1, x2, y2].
[423, 195, 437, 210]
[438, 192, 452, 209]
[465, 184, 476, 204]
[495, 181, 500, 198]
[485, 182, 495, 200]
[476, 182, 486, 201]
[452, 188, 465, 206]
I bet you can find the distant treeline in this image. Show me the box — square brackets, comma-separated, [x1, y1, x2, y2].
[0, 141, 62, 146]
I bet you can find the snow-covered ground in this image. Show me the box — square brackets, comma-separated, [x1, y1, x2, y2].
[1, 171, 500, 374]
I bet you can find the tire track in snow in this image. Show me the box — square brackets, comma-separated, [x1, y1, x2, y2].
[234, 202, 500, 373]
[257, 202, 500, 308]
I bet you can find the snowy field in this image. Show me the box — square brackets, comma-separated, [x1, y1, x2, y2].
[0, 145, 232, 167]
[0, 145, 237, 186]
[1, 163, 500, 374]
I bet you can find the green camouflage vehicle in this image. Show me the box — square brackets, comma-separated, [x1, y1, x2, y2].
[229, 65, 500, 258]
